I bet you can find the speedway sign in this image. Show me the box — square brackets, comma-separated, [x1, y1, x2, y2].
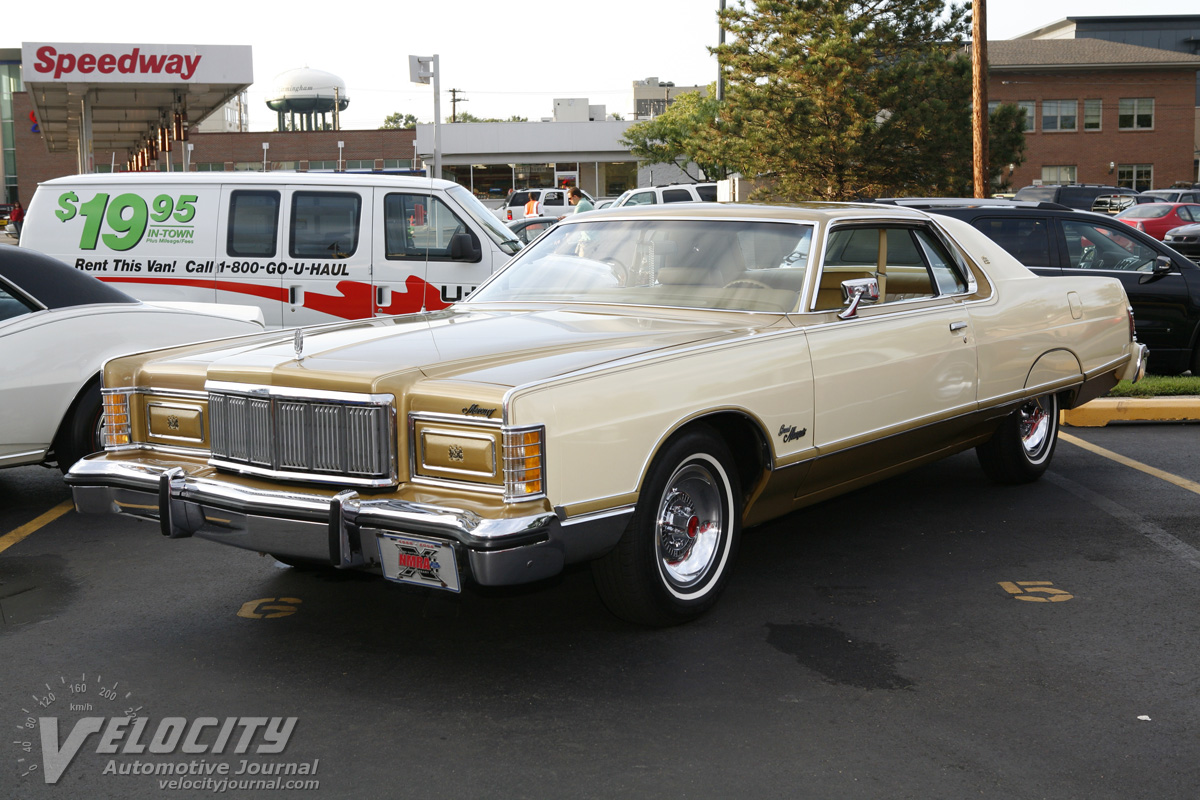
[21, 43, 253, 84]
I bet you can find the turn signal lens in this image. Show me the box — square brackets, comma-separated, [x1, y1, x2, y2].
[503, 427, 544, 500]
[102, 392, 132, 447]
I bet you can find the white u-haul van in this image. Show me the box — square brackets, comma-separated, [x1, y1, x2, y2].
[21, 173, 523, 327]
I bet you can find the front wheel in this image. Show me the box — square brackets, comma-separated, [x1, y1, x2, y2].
[56, 383, 104, 473]
[592, 428, 741, 626]
[976, 392, 1059, 484]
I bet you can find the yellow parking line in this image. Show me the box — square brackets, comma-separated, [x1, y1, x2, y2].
[0, 500, 74, 555]
[1060, 432, 1200, 496]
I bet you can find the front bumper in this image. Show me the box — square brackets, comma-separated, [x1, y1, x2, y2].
[66, 457, 631, 588]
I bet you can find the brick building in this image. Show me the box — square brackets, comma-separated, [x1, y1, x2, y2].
[988, 40, 1200, 191]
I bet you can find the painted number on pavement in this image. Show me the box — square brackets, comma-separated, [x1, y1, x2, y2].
[998, 581, 1074, 602]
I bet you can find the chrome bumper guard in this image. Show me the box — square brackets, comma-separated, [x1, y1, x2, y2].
[1123, 342, 1149, 384]
[67, 458, 630, 588]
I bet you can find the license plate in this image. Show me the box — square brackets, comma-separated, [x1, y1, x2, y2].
[376, 533, 460, 593]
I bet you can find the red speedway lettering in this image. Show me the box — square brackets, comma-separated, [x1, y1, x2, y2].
[34, 46, 201, 80]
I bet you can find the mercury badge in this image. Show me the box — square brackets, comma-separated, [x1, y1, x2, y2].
[293, 327, 305, 362]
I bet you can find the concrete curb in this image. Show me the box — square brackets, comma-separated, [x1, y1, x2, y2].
[1062, 396, 1200, 427]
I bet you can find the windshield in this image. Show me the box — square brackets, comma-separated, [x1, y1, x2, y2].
[1119, 205, 1172, 219]
[446, 184, 523, 256]
[467, 218, 814, 313]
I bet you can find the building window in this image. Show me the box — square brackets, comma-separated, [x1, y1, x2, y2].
[308, 160, 337, 171]
[382, 159, 413, 170]
[195, 163, 224, 172]
[1041, 166, 1077, 184]
[1117, 164, 1153, 191]
[990, 100, 1037, 132]
[1083, 99, 1102, 131]
[233, 162, 263, 171]
[1041, 100, 1077, 132]
[1118, 98, 1154, 130]
[346, 159, 376, 170]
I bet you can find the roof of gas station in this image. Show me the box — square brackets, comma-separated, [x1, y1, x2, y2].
[21, 42, 253, 155]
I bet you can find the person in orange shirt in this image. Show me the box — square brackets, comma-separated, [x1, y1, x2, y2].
[523, 193, 540, 218]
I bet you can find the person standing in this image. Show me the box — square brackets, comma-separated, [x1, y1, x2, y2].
[9, 201, 23, 239]
[523, 192, 540, 218]
[568, 188, 594, 214]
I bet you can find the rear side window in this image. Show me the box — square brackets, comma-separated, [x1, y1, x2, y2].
[0, 280, 37, 322]
[969, 217, 1053, 268]
[290, 192, 361, 259]
[662, 189, 693, 203]
[697, 185, 718, 201]
[509, 191, 532, 207]
[227, 190, 280, 257]
[1058, 188, 1092, 208]
[542, 191, 565, 207]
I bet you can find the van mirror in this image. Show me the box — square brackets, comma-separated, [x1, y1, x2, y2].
[450, 231, 481, 262]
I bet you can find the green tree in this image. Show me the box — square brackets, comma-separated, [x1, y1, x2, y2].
[381, 112, 419, 130]
[714, 0, 1017, 200]
[621, 87, 734, 181]
[454, 112, 529, 123]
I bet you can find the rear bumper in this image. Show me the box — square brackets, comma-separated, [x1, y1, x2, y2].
[1123, 342, 1149, 383]
[66, 457, 630, 588]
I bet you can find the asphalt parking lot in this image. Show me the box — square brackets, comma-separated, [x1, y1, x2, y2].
[3, 424, 1199, 799]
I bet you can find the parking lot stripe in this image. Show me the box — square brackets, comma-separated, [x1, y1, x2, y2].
[1060, 432, 1200, 496]
[1046, 472, 1200, 572]
[0, 500, 74, 555]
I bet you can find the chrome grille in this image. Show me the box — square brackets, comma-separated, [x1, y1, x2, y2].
[209, 388, 395, 485]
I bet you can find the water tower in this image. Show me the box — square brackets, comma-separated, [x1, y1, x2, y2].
[266, 67, 350, 131]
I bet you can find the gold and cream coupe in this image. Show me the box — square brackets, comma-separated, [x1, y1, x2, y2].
[67, 203, 1147, 625]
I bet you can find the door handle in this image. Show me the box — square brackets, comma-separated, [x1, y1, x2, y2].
[949, 321, 968, 332]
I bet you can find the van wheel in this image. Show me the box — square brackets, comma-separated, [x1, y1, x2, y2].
[56, 383, 103, 473]
[592, 428, 741, 627]
[976, 393, 1059, 484]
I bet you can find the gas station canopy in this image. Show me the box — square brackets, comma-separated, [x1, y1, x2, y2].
[21, 42, 252, 164]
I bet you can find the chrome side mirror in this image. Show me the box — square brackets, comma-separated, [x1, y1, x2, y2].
[838, 277, 880, 319]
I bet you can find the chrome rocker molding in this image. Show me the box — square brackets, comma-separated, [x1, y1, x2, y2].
[66, 458, 630, 588]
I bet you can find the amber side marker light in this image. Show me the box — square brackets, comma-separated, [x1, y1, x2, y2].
[102, 392, 131, 447]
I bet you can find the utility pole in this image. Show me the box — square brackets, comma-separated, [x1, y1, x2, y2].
[449, 88, 467, 123]
[972, 0, 989, 198]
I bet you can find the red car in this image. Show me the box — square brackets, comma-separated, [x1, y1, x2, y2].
[1115, 202, 1200, 240]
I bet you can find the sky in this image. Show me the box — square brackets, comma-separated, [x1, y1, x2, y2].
[10, 0, 1200, 132]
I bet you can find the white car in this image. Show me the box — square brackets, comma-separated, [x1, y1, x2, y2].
[609, 183, 719, 208]
[493, 188, 596, 222]
[0, 247, 265, 472]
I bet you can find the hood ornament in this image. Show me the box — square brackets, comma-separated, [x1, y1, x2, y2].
[293, 327, 305, 362]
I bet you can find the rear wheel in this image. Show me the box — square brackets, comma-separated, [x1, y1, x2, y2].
[56, 383, 103, 473]
[592, 428, 741, 626]
[976, 392, 1059, 484]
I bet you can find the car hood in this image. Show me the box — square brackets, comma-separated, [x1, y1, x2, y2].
[182, 306, 778, 391]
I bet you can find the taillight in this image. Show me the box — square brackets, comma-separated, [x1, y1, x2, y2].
[507, 209, 513, 220]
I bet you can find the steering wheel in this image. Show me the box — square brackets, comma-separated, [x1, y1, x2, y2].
[600, 257, 628, 286]
[1114, 256, 1142, 271]
[722, 279, 773, 291]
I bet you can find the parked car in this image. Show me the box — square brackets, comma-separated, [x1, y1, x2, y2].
[609, 183, 719, 208]
[0, 247, 265, 472]
[928, 204, 1200, 373]
[1163, 223, 1200, 263]
[66, 203, 1145, 626]
[1139, 188, 1200, 204]
[494, 188, 595, 222]
[1114, 203, 1200, 240]
[1013, 184, 1139, 211]
[0, 203, 12, 229]
[506, 215, 559, 244]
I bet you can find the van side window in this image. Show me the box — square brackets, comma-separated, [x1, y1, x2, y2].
[290, 192, 361, 259]
[384, 193, 480, 263]
[227, 191, 280, 258]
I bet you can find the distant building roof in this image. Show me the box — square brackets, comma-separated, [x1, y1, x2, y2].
[986, 39, 1200, 70]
